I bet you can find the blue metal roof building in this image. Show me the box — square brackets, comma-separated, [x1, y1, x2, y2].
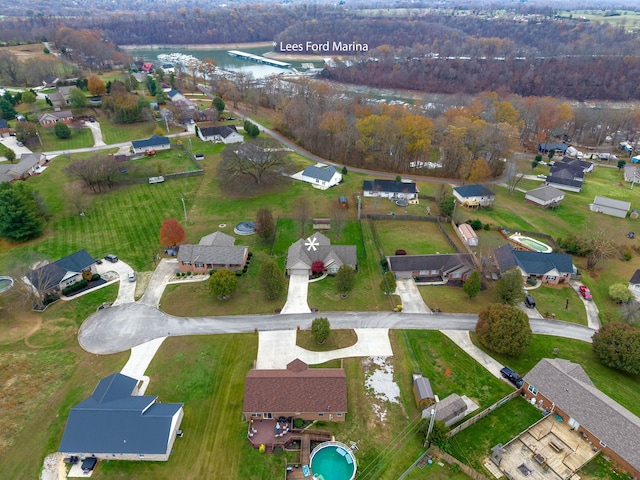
[59, 373, 184, 461]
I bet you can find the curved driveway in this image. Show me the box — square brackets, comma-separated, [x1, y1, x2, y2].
[78, 303, 596, 355]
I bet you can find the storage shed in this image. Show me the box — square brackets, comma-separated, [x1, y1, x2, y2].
[412, 373, 435, 410]
[458, 223, 479, 247]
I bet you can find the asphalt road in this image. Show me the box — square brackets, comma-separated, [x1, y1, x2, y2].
[78, 304, 596, 355]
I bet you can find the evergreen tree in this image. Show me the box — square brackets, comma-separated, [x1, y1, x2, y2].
[259, 259, 284, 300]
[463, 270, 481, 299]
[496, 268, 524, 305]
[0, 182, 45, 242]
[0, 98, 17, 119]
[476, 303, 532, 356]
[54, 122, 71, 139]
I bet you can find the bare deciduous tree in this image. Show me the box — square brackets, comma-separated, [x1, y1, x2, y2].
[65, 154, 122, 193]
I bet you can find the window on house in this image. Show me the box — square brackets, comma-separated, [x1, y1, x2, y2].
[547, 275, 556, 281]
[599, 440, 607, 448]
[528, 385, 538, 395]
[318, 413, 324, 417]
[195, 263, 204, 268]
[251, 413, 261, 418]
[337, 413, 343, 417]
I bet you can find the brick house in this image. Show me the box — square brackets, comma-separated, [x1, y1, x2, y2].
[177, 231, 248, 274]
[243, 359, 347, 423]
[523, 359, 640, 478]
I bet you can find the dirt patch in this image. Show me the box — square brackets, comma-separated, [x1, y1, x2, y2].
[25, 318, 76, 349]
[41, 452, 66, 480]
[3, 43, 50, 61]
[0, 292, 42, 346]
[363, 356, 401, 423]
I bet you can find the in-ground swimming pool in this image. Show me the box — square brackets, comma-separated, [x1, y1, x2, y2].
[310, 441, 356, 480]
[509, 234, 553, 253]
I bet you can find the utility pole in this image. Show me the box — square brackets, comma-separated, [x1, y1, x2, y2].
[423, 407, 437, 448]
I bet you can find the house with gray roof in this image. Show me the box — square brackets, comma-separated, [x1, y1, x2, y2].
[453, 184, 495, 207]
[37, 110, 73, 127]
[546, 163, 584, 192]
[494, 244, 574, 285]
[25, 249, 96, 294]
[59, 373, 183, 461]
[363, 179, 418, 200]
[197, 125, 243, 144]
[525, 185, 565, 208]
[131, 134, 171, 154]
[386, 253, 476, 284]
[523, 359, 640, 478]
[177, 231, 248, 274]
[299, 165, 342, 190]
[623, 164, 640, 184]
[286, 232, 356, 276]
[434, 394, 468, 426]
[589, 195, 631, 219]
[0, 152, 46, 183]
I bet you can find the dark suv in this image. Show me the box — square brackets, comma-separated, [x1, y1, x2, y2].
[104, 254, 118, 263]
[500, 366, 524, 388]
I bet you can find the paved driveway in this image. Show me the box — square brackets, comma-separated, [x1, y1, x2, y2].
[395, 278, 432, 313]
[95, 259, 136, 305]
[84, 121, 106, 147]
[138, 259, 179, 307]
[569, 280, 601, 329]
[280, 274, 311, 314]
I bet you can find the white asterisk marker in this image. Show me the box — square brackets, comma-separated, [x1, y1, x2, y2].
[305, 236, 319, 251]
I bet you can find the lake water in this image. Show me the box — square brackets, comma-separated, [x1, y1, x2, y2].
[125, 45, 320, 79]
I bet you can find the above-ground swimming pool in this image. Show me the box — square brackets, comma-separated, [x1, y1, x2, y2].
[234, 221, 255, 235]
[0, 276, 14, 294]
[310, 441, 356, 480]
[509, 234, 553, 253]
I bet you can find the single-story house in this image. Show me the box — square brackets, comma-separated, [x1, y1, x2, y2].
[452, 184, 495, 208]
[167, 89, 185, 102]
[434, 394, 468, 427]
[538, 143, 568, 155]
[197, 125, 243, 144]
[494, 244, 574, 284]
[623, 165, 640, 183]
[286, 232, 357, 276]
[523, 359, 640, 479]
[363, 179, 418, 200]
[59, 373, 184, 461]
[37, 110, 73, 127]
[25, 249, 96, 294]
[524, 184, 565, 208]
[42, 75, 60, 88]
[457, 223, 479, 247]
[589, 196, 631, 219]
[0, 119, 10, 136]
[300, 165, 342, 190]
[545, 163, 584, 192]
[412, 373, 435, 410]
[48, 86, 75, 107]
[386, 254, 477, 284]
[560, 156, 593, 173]
[628, 269, 640, 299]
[131, 134, 171, 154]
[0, 153, 47, 183]
[177, 231, 248, 274]
[243, 359, 347, 423]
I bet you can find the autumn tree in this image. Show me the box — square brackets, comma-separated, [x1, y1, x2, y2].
[87, 75, 106, 96]
[293, 197, 311, 237]
[476, 303, 532, 356]
[159, 218, 185, 247]
[496, 268, 524, 305]
[258, 259, 285, 300]
[592, 323, 640, 375]
[463, 270, 481, 299]
[335, 265, 356, 296]
[218, 139, 291, 194]
[209, 269, 238, 300]
[311, 260, 325, 275]
[14, 121, 38, 146]
[255, 207, 275, 243]
[312, 317, 331, 344]
[468, 159, 491, 183]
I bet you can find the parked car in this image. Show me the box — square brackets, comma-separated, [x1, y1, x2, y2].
[104, 254, 118, 263]
[524, 294, 536, 308]
[128, 272, 136, 282]
[500, 366, 524, 388]
[579, 285, 592, 300]
[94, 258, 103, 265]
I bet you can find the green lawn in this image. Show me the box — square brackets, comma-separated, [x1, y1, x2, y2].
[529, 284, 587, 325]
[125, 149, 202, 178]
[373, 220, 458, 256]
[100, 120, 159, 144]
[34, 126, 95, 151]
[445, 397, 543, 472]
[579, 454, 634, 480]
[419, 282, 501, 314]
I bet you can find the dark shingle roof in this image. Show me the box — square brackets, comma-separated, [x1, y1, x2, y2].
[363, 179, 417, 194]
[199, 125, 239, 138]
[0, 119, 8, 128]
[494, 245, 573, 276]
[386, 254, 476, 274]
[243, 360, 347, 414]
[414, 377, 434, 401]
[630, 269, 640, 285]
[550, 162, 584, 179]
[302, 165, 339, 182]
[545, 176, 583, 190]
[27, 249, 95, 291]
[59, 373, 183, 456]
[524, 359, 640, 474]
[132, 134, 170, 149]
[453, 184, 495, 198]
